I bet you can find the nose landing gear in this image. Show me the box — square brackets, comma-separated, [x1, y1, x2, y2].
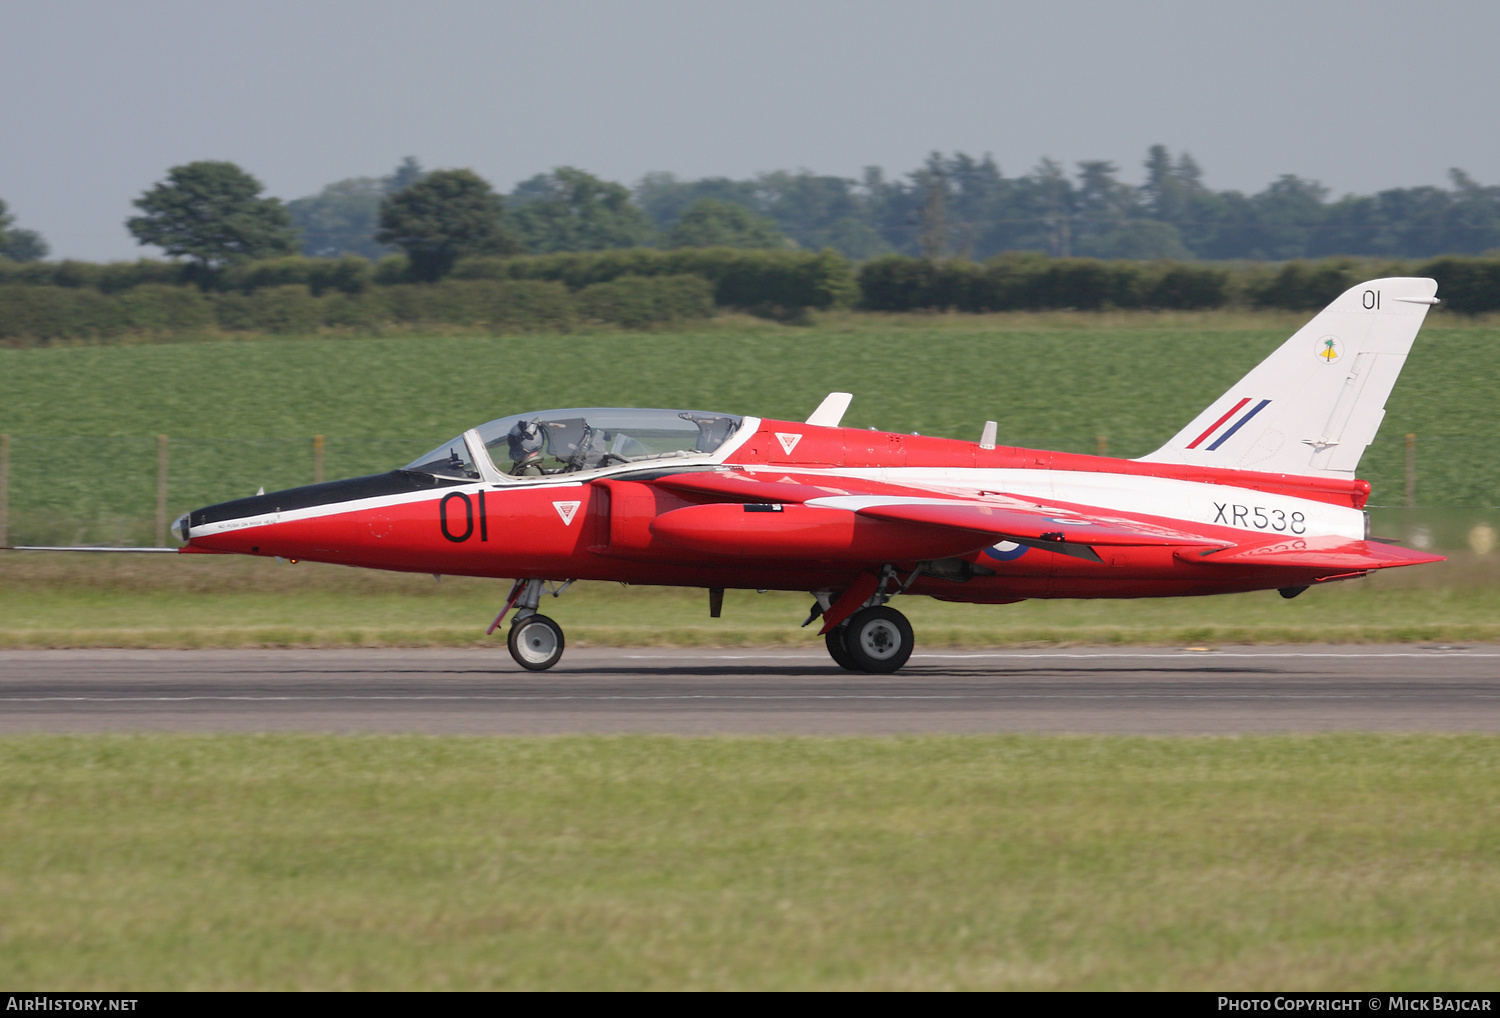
[493, 578, 573, 671]
[508, 614, 565, 671]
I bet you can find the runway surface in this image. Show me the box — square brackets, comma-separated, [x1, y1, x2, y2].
[1, 645, 1498, 734]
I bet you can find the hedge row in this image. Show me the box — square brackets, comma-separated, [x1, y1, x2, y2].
[858, 255, 1231, 312]
[3, 250, 1497, 317]
[0, 248, 855, 309]
[0, 276, 714, 343]
[857, 254, 1500, 314]
[452, 247, 856, 311]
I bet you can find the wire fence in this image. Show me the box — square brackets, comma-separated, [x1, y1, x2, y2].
[0, 432, 1497, 551]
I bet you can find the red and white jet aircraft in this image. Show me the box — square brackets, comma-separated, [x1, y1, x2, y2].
[173, 277, 1445, 672]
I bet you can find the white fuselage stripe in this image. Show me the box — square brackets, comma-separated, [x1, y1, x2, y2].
[827, 467, 1365, 540]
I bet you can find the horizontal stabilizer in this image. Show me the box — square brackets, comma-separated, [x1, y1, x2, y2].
[1194, 536, 1444, 571]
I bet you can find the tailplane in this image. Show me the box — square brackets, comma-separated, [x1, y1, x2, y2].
[1138, 277, 1438, 476]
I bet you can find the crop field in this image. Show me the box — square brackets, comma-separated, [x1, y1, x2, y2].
[0, 733, 1495, 990]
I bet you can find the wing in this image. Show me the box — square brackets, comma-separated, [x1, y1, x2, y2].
[807, 495, 1229, 549]
[648, 469, 1230, 563]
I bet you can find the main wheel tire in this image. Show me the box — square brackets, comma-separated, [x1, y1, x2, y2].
[843, 606, 914, 673]
[508, 614, 565, 671]
[824, 625, 861, 671]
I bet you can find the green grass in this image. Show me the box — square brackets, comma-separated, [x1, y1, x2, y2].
[1, 311, 1498, 545]
[1, 734, 1495, 990]
[3, 552, 1500, 649]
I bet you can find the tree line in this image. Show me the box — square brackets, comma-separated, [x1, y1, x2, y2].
[3, 147, 1500, 268]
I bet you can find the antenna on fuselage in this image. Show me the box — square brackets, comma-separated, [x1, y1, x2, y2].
[979, 421, 997, 451]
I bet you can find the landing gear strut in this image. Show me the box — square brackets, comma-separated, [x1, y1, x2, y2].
[495, 578, 572, 671]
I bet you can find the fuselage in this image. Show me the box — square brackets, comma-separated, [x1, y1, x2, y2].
[182, 413, 1376, 601]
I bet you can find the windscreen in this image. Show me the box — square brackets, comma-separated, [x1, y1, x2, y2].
[403, 436, 481, 479]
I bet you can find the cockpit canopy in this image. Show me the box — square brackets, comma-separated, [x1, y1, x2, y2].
[405, 408, 743, 481]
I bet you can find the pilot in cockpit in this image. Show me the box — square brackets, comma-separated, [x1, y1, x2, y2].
[506, 419, 548, 475]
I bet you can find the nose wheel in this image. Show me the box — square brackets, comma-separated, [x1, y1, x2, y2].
[508, 614, 565, 671]
[825, 605, 914, 673]
[493, 579, 574, 671]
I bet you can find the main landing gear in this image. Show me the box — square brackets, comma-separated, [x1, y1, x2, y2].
[495, 578, 573, 671]
[814, 567, 919, 673]
[825, 606, 915, 673]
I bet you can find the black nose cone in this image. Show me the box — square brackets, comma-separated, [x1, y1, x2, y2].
[188, 470, 469, 530]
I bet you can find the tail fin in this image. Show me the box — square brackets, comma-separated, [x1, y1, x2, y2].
[1137, 277, 1438, 476]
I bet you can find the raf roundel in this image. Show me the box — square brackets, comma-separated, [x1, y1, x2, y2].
[984, 540, 1029, 562]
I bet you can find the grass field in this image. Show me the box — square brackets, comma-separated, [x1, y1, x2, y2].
[1, 734, 1495, 990]
[3, 552, 1499, 649]
[1, 311, 1497, 547]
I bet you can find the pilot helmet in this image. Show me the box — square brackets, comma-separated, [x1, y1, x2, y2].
[508, 420, 545, 463]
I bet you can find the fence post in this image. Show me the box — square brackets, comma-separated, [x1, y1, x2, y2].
[0, 434, 9, 548]
[313, 434, 325, 485]
[1404, 433, 1416, 508]
[156, 434, 169, 547]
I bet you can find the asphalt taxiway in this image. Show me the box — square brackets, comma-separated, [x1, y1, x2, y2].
[0, 645, 1496, 734]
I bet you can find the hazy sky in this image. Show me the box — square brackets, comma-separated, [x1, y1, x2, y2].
[4, 0, 1498, 260]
